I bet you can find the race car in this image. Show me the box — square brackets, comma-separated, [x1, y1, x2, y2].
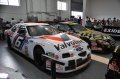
[49, 22, 115, 53]
[5, 23, 91, 73]
[105, 45, 120, 79]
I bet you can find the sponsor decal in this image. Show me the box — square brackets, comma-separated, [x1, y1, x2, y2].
[46, 60, 63, 71]
[103, 26, 120, 34]
[40, 34, 70, 42]
[104, 29, 120, 33]
[76, 47, 83, 51]
[29, 40, 33, 43]
[41, 36, 63, 41]
[13, 35, 27, 50]
[46, 60, 51, 68]
[54, 40, 84, 51]
[60, 34, 70, 41]
[73, 44, 80, 48]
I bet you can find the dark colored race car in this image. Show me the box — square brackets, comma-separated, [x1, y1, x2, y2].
[49, 22, 116, 53]
[106, 45, 120, 79]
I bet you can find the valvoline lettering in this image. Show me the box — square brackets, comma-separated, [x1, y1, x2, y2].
[54, 40, 84, 51]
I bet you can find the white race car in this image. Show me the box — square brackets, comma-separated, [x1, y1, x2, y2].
[5, 23, 91, 73]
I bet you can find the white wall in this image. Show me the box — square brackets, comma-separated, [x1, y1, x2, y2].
[71, 2, 83, 12]
[86, 0, 120, 19]
[20, 0, 57, 21]
[0, 0, 71, 21]
[57, 0, 71, 20]
[0, 0, 27, 21]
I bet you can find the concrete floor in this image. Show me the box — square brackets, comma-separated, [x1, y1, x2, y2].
[0, 38, 120, 79]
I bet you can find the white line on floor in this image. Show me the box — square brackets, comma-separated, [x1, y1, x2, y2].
[91, 54, 109, 65]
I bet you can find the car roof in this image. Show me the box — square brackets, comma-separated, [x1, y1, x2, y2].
[16, 23, 49, 26]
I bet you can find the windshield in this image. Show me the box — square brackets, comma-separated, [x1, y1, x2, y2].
[27, 25, 58, 36]
[70, 24, 87, 33]
[58, 24, 70, 31]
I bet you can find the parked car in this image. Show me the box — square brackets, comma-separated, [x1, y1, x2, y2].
[50, 22, 115, 53]
[106, 45, 120, 79]
[5, 23, 91, 73]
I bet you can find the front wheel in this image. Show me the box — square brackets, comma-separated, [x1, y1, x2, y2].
[34, 47, 46, 69]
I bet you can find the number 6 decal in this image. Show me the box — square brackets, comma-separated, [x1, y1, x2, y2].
[15, 36, 24, 48]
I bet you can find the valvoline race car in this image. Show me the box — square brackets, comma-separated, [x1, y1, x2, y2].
[106, 45, 120, 79]
[5, 23, 91, 73]
[50, 22, 115, 53]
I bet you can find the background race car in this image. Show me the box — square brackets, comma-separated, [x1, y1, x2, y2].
[5, 23, 91, 73]
[49, 21, 116, 53]
[106, 45, 120, 79]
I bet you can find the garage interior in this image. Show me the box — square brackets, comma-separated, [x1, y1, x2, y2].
[0, 0, 120, 79]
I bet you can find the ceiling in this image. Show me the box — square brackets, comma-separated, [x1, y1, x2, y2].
[71, 0, 83, 3]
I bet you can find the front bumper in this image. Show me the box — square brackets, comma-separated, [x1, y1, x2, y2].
[64, 56, 91, 73]
[46, 53, 91, 73]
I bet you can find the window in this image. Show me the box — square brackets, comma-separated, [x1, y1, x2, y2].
[9, 0, 20, 6]
[0, 0, 20, 6]
[18, 26, 27, 34]
[57, 1, 67, 11]
[0, 0, 8, 5]
[71, 11, 83, 19]
[11, 25, 17, 32]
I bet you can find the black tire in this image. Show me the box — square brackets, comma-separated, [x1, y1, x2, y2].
[7, 35, 12, 48]
[34, 46, 45, 68]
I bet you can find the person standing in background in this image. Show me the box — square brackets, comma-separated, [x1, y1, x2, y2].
[107, 18, 110, 26]
[91, 18, 95, 23]
[102, 18, 106, 26]
[78, 16, 82, 25]
[10, 18, 17, 26]
[113, 17, 116, 26]
[109, 18, 112, 26]
[19, 19, 24, 23]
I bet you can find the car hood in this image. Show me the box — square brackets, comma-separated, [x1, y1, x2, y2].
[79, 29, 113, 40]
[39, 33, 88, 51]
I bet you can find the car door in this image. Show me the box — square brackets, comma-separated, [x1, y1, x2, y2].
[12, 25, 28, 52]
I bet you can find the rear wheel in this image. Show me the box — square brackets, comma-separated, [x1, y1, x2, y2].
[34, 46, 46, 69]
